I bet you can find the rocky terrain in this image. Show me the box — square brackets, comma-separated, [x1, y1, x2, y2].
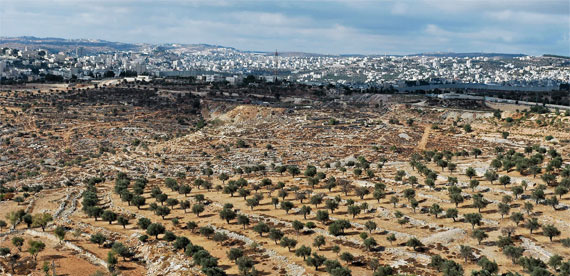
[0, 82, 569, 276]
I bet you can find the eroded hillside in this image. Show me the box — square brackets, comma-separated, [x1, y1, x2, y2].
[0, 85, 569, 276]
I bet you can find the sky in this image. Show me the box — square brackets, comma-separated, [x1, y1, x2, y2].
[1, 0, 569, 56]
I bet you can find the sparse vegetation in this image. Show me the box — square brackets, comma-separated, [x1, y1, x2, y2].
[0, 83, 568, 276]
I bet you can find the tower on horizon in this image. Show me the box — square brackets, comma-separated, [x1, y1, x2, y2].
[273, 50, 278, 82]
[76, 46, 85, 57]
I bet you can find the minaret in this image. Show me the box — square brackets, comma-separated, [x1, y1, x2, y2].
[274, 50, 278, 82]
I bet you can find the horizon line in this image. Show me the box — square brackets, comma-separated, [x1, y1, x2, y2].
[0, 35, 543, 57]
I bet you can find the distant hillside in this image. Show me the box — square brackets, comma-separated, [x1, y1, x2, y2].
[0, 36, 142, 54]
[409, 52, 527, 58]
[0, 36, 534, 58]
[265, 51, 329, 57]
[543, 54, 570, 59]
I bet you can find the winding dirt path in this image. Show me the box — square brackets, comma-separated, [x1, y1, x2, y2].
[417, 125, 431, 150]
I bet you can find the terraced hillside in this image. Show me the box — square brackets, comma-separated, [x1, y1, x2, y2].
[0, 86, 569, 276]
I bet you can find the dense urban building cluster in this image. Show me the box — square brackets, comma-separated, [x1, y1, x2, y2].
[1, 39, 568, 90]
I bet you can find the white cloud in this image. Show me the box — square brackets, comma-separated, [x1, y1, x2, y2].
[230, 12, 313, 27]
[0, 0, 568, 55]
[420, 0, 568, 14]
[485, 10, 569, 25]
[391, 2, 408, 15]
[424, 24, 517, 43]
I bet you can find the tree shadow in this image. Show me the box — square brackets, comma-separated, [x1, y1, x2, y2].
[480, 226, 498, 232]
[483, 241, 496, 246]
[343, 231, 360, 236]
[40, 255, 67, 261]
[256, 268, 275, 276]
[371, 246, 386, 252]
[351, 260, 368, 266]
[118, 265, 136, 271]
[415, 246, 429, 253]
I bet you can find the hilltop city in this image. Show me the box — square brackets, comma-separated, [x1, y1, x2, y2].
[1, 37, 569, 91]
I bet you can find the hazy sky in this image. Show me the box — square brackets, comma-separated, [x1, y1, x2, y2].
[1, 0, 569, 55]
